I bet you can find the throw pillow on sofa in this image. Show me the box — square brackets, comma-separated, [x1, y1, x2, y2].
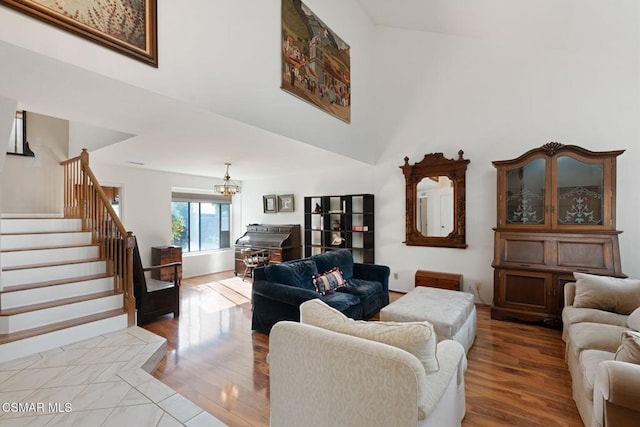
[614, 330, 640, 364]
[629, 307, 640, 331]
[312, 267, 347, 295]
[299, 299, 439, 373]
[572, 272, 640, 315]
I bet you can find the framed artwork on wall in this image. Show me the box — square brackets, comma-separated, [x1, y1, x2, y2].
[281, 0, 351, 122]
[278, 194, 295, 212]
[0, 0, 158, 67]
[263, 195, 278, 213]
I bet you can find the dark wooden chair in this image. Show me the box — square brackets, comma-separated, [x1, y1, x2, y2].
[133, 238, 181, 325]
[241, 248, 269, 281]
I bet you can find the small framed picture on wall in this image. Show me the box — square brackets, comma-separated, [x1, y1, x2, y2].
[263, 195, 277, 213]
[278, 194, 295, 212]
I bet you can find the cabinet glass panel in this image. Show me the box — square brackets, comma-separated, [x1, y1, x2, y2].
[505, 158, 546, 224]
[556, 156, 604, 225]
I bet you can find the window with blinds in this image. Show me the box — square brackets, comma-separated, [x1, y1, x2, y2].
[171, 192, 231, 252]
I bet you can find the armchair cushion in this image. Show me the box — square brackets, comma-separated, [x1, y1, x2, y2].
[265, 259, 317, 291]
[573, 273, 640, 315]
[300, 299, 439, 373]
[615, 331, 640, 364]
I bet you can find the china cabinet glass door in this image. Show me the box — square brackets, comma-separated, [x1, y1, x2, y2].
[554, 155, 604, 227]
[504, 157, 547, 226]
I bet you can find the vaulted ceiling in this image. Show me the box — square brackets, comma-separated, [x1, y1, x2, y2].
[0, 0, 632, 181]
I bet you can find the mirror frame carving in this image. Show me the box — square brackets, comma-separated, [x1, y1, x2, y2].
[400, 150, 470, 248]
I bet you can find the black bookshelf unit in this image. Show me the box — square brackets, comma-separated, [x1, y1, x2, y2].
[304, 194, 374, 263]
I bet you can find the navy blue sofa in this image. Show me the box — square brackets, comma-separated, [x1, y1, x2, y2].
[251, 249, 390, 334]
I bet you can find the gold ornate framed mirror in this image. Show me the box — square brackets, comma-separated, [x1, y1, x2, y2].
[400, 150, 470, 248]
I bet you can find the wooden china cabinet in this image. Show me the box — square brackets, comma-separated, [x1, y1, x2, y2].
[491, 142, 625, 325]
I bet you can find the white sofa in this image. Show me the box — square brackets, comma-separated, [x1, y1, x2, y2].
[268, 299, 467, 427]
[562, 276, 640, 427]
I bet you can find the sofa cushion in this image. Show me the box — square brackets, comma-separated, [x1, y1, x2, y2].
[562, 306, 629, 330]
[629, 307, 640, 331]
[300, 299, 439, 373]
[318, 291, 360, 312]
[313, 249, 354, 280]
[336, 278, 383, 299]
[573, 272, 640, 315]
[580, 349, 615, 403]
[265, 260, 318, 291]
[567, 322, 629, 361]
[312, 267, 347, 295]
[615, 331, 640, 364]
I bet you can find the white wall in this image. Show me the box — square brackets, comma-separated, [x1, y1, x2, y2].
[90, 162, 240, 277]
[69, 122, 134, 154]
[0, 0, 379, 163]
[0, 95, 19, 290]
[372, 26, 640, 296]
[239, 22, 640, 303]
[1, 112, 68, 213]
[0, 95, 17, 173]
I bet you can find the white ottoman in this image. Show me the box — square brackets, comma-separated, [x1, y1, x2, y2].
[380, 287, 477, 353]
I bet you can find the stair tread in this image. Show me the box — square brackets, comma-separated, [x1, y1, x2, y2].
[0, 290, 122, 316]
[1, 230, 88, 236]
[1, 274, 114, 293]
[1, 215, 73, 219]
[2, 258, 105, 272]
[1, 243, 98, 253]
[0, 309, 126, 345]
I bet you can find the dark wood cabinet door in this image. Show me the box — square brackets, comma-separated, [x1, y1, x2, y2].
[493, 270, 552, 321]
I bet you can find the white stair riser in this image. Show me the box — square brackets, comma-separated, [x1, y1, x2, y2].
[1, 218, 82, 234]
[0, 314, 128, 363]
[2, 246, 99, 268]
[2, 261, 107, 287]
[1, 232, 92, 250]
[1, 277, 114, 310]
[0, 294, 124, 334]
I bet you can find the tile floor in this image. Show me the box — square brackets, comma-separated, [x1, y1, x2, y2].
[0, 327, 226, 426]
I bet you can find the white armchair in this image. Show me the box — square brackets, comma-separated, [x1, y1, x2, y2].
[269, 320, 466, 427]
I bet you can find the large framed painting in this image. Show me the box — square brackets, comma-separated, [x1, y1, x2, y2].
[0, 0, 158, 67]
[281, 0, 350, 123]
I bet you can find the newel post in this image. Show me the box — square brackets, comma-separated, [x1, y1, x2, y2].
[80, 149, 90, 231]
[125, 231, 136, 326]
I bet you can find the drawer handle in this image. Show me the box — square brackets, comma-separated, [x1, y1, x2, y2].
[575, 268, 590, 273]
[519, 264, 530, 268]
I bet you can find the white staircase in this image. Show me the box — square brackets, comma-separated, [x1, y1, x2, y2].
[0, 216, 128, 362]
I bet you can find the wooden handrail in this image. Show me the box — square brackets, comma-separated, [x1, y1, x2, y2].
[61, 149, 136, 326]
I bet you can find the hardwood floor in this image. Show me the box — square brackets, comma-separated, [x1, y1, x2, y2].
[143, 272, 583, 426]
